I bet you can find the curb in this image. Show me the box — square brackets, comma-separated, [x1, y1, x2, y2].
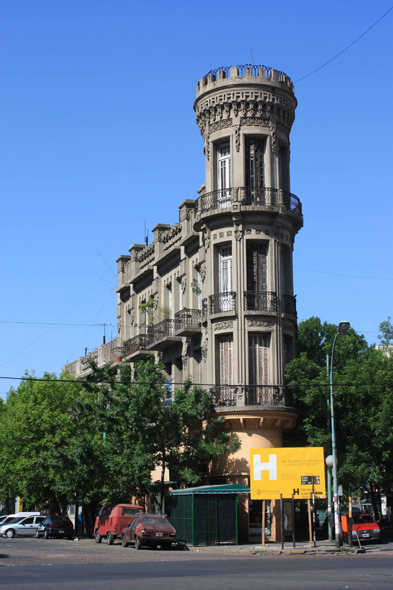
[191, 546, 377, 556]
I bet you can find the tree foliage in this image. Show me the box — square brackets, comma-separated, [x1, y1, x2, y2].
[84, 357, 239, 513]
[285, 317, 393, 515]
[0, 372, 105, 511]
[0, 358, 239, 518]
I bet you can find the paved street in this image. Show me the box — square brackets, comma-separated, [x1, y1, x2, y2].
[1, 537, 392, 589]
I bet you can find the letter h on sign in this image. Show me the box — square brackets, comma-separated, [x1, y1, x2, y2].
[254, 454, 277, 481]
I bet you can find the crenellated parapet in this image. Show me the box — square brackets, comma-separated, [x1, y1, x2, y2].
[194, 64, 297, 160]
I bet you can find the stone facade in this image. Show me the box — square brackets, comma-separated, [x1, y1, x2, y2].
[65, 65, 303, 542]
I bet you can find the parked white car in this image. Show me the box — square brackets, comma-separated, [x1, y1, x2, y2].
[0, 515, 45, 538]
[0, 511, 41, 527]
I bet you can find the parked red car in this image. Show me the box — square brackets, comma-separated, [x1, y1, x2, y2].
[342, 514, 381, 543]
[94, 504, 144, 544]
[121, 514, 178, 550]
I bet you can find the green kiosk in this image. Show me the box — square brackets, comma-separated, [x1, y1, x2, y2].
[165, 484, 250, 546]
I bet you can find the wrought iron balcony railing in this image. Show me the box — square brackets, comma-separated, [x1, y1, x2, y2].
[209, 291, 237, 315]
[200, 188, 233, 212]
[174, 308, 202, 333]
[123, 334, 150, 357]
[244, 291, 278, 312]
[147, 319, 180, 347]
[210, 386, 238, 407]
[238, 186, 279, 207]
[197, 186, 301, 215]
[281, 294, 297, 317]
[245, 385, 293, 406]
[209, 385, 294, 408]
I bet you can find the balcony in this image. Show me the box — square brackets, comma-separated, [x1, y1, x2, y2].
[197, 187, 302, 215]
[123, 334, 151, 361]
[174, 308, 202, 336]
[244, 385, 294, 406]
[110, 346, 124, 364]
[200, 188, 234, 212]
[210, 385, 294, 409]
[146, 319, 182, 351]
[244, 291, 278, 313]
[282, 294, 297, 318]
[209, 291, 237, 315]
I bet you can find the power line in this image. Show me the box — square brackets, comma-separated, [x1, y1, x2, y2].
[295, 6, 393, 83]
[0, 270, 111, 370]
[294, 266, 393, 281]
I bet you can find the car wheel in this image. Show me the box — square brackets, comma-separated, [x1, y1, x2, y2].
[135, 537, 141, 550]
[94, 531, 102, 544]
[5, 529, 15, 538]
[44, 529, 49, 539]
[107, 532, 114, 545]
[35, 530, 40, 539]
[122, 535, 128, 548]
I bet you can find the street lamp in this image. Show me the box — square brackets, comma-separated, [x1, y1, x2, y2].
[330, 321, 350, 549]
[325, 454, 334, 542]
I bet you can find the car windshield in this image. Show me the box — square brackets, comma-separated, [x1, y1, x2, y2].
[142, 517, 170, 526]
[122, 508, 142, 517]
[353, 515, 375, 524]
[7, 517, 23, 524]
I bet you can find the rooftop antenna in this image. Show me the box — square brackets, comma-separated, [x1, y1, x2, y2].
[144, 220, 149, 246]
[100, 323, 109, 344]
[250, 49, 255, 66]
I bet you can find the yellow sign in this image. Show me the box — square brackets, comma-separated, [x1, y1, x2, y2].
[250, 447, 326, 499]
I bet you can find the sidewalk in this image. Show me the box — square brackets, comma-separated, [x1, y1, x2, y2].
[191, 537, 393, 556]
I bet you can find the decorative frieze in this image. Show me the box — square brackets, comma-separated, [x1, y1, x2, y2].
[214, 321, 233, 331]
[247, 319, 273, 327]
[162, 224, 182, 250]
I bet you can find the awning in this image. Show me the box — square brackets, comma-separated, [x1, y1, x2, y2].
[167, 484, 250, 495]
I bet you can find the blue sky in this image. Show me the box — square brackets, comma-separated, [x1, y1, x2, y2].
[1, 0, 392, 397]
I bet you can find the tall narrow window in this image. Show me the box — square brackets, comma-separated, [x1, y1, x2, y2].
[217, 143, 231, 208]
[246, 243, 267, 292]
[249, 334, 270, 386]
[246, 139, 265, 204]
[281, 247, 291, 296]
[281, 248, 286, 296]
[166, 285, 172, 319]
[246, 243, 267, 311]
[219, 246, 233, 312]
[278, 146, 289, 191]
[219, 246, 233, 292]
[219, 335, 234, 403]
[178, 279, 183, 311]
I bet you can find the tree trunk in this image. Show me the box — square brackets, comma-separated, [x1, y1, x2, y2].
[159, 452, 166, 515]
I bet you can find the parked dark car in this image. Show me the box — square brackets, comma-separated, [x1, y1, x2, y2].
[36, 516, 74, 539]
[121, 514, 179, 550]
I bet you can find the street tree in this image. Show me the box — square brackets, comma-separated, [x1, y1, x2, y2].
[83, 356, 240, 513]
[0, 372, 105, 516]
[285, 317, 393, 517]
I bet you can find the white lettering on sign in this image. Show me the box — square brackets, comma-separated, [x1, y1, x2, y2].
[254, 454, 277, 481]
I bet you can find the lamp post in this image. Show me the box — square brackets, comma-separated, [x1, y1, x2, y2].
[330, 321, 350, 549]
[325, 455, 333, 542]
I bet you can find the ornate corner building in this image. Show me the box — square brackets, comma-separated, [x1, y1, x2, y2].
[65, 65, 303, 542]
